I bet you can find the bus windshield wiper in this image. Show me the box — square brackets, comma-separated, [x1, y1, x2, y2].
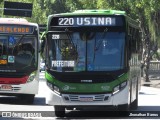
[64, 28, 78, 59]
[93, 28, 108, 63]
[12, 34, 26, 55]
[94, 28, 108, 51]
[65, 28, 76, 48]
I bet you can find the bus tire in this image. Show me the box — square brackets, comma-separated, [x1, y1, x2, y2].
[130, 97, 138, 110]
[118, 104, 129, 111]
[26, 95, 35, 104]
[54, 106, 65, 117]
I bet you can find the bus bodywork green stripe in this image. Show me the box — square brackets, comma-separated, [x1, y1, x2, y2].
[45, 72, 129, 93]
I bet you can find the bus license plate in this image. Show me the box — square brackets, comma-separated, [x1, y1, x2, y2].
[1, 85, 12, 91]
[79, 97, 93, 102]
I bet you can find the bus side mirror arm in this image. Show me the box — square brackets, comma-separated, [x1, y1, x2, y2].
[40, 39, 46, 59]
[38, 40, 41, 53]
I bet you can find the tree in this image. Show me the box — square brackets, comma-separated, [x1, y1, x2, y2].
[96, 0, 160, 82]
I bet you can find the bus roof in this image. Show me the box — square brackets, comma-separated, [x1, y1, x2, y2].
[52, 9, 126, 16]
[48, 9, 139, 29]
[0, 18, 38, 27]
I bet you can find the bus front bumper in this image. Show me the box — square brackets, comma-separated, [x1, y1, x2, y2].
[0, 80, 39, 95]
[46, 84, 129, 106]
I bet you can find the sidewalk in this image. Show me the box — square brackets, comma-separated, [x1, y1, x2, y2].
[141, 77, 160, 88]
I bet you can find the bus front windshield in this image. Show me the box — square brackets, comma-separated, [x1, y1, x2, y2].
[0, 35, 37, 72]
[49, 31, 125, 72]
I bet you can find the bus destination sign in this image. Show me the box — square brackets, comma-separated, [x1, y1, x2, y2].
[0, 25, 33, 34]
[57, 17, 119, 26]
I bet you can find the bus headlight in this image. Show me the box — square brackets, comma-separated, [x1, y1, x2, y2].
[120, 81, 127, 88]
[113, 85, 120, 94]
[113, 81, 127, 95]
[27, 72, 36, 82]
[47, 81, 61, 95]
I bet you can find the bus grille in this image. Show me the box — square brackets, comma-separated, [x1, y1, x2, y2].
[12, 87, 21, 91]
[0, 86, 21, 92]
[63, 94, 110, 102]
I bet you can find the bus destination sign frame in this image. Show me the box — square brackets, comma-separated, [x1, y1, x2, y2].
[51, 16, 124, 27]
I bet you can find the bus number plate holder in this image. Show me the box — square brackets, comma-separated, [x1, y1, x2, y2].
[1, 85, 12, 91]
[79, 96, 93, 102]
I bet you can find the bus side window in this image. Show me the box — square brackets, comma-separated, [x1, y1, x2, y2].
[132, 29, 137, 53]
[0, 43, 2, 56]
[128, 25, 132, 59]
[128, 26, 138, 54]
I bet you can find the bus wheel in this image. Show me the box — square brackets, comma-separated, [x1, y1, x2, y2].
[54, 106, 65, 117]
[130, 98, 138, 110]
[117, 104, 129, 111]
[26, 95, 35, 104]
[19, 94, 35, 104]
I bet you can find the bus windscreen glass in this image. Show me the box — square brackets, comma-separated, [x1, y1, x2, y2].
[48, 31, 125, 72]
[0, 35, 37, 72]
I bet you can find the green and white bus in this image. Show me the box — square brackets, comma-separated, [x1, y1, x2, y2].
[42, 10, 142, 117]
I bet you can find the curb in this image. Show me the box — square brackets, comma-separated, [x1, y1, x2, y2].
[141, 77, 160, 88]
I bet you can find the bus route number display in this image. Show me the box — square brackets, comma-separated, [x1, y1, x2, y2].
[58, 17, 116, 26]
